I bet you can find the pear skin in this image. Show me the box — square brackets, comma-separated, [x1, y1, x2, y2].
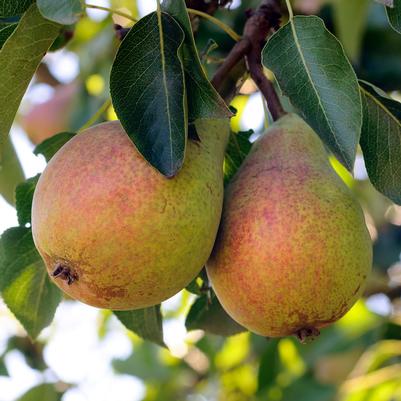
[207, 113, 372, 340]
[32, 119, 229, 310]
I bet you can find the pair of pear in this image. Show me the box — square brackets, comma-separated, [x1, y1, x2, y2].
[32, 113, 372, 338]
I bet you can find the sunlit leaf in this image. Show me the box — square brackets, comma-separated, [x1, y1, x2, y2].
[15, 175, 39, 226]
[15, 384, 61, 401]
[0, 227, 62, 339]
[0, 4, 61, 161]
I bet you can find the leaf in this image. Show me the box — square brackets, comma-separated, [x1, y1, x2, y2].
[113, 306, 165, 347]
[0, 135, 24, 205]
[258, 339, 280, 393]
[224, 130, 253, 184]
[332, 0, 370, 63]
[386, 0, 401, 33]
[161, 0, 231, 120]
[0, 1, 33, 18]
[110, 11, 186, 177]
[0, 357, 8, 376]
[0, 4, 61, 161]
[359, 81, 401, 204]
[262, 16, 362, 170]
[15, 175, 40, 226]
[37, 0, 83, 25]
[34, 132, 76, 162]
[185, 293, 245, 337]
[0, 23, 17, 49]
[0, 227, 62, 339]
[16, 384, 61, 401]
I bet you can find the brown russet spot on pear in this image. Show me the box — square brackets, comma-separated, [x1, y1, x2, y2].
[207, 113, 372, 340]
[32, 119, 229, 310]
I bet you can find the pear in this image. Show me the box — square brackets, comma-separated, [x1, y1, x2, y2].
[32, 119, 229, 310]
[207, 113, 372, 340]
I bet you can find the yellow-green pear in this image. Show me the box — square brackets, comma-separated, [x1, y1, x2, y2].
[32, 119, 229, 310]
[207, 113, 372, 341]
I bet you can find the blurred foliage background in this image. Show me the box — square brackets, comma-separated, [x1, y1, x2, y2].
[1, 0, 401, 400]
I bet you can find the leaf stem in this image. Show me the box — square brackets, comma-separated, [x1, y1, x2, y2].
[78, 98, 112, 132]
[285, 0, 294, 20]
[187, 8, 241, 41]
[85, 4, 137, 22]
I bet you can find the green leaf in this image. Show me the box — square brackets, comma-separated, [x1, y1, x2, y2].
[113, 306, 165, 347]
[262, 16, 362, 170]
[0, 1, 33, 18]
[0, 357, 8, 376]
[110, 11, 186, 177]
[37, 0, 83, 25]
[0, 4, 61, 161]
[359, 81, 401, 205]
[386, 0, 401, 34]
[0, 227, 62, 339]
[34, 132, 76, 162]
[0, 135, 24, 205]
[161, 0, 231, 120]
[258, 339, 280, 393]
[15, 175, 40, 226]
[186, 293, 245, 337]
[0, 23, 17, 49]
[333, 0, 370, 63]
[16, 384, 61, 401]
[224, 130, 252, 184]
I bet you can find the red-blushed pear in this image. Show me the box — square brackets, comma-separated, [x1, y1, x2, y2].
[207, 113, 372, 341]
[31, 119, 229, 310]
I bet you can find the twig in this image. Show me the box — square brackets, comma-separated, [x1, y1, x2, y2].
[185, 0, 233, 14]
[211, 0, 285, 120]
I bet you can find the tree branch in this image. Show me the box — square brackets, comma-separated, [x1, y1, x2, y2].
[211, 0, 285, 120]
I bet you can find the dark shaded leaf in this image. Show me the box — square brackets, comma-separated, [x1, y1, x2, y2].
[0, 4, 61, 160]
[161, 0, 231, 120]
[262, 16, 362, 170]
[0, 357, 8, 376]
[0, 23, 17, 49]
[113, 306, 165, 347]
[0, 227, 62, 339]
[37, 0, 83, 25]
[110, 11, 186, 177]
[186, 293, 245, 337]
[359, 81, 401, 204]
[0, 1, 33, 18]
[386, 0, 401, 33]
[224, 130, 252, 184]
[15, 175, 40, 226]
[34, 132, 76, 162]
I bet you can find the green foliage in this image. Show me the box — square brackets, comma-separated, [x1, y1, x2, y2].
[359, 80, 401, 205]
[15, 175, 39, 226]
[110, 11, 186, 177]
[161, 0, 231, 121]
[0, 4, 61, 160]
[386, 0, 401, 34]
[186, 292, 245, 336]
[0, 227, 62, 339]
[0, 23, 17, 48]
[0, 135, 24, 205]
[0, 1, 33, 18]
[15, 383, 61, 401]
[114, 306, 165, 347]
[37, 0, 83, 25]
[262, 16, 362, 170]
[34, 132, 76, 162]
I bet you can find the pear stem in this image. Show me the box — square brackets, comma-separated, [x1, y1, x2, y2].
[210, 0, 286, 120]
